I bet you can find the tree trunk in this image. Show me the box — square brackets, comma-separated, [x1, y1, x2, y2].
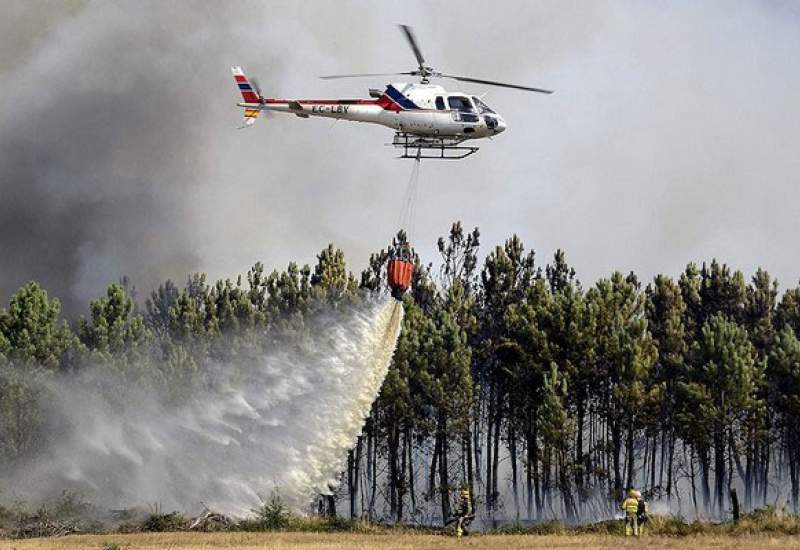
[650, 433, 657, 491]
[533, 413, 542, 519]
[689, 443, 698, 515]
[790, 440, 798, 513]
[659, 428, 666, 489]
[492, 407, 501, 513]
[388, 421, 399, 521]
[429, 436, 439, 498]
[398, 428, 407, 522]
[526, 428, 533, 521]
[408, 427, 417, 513]
[762, 415, 772, 506]
[762, 440, 770, 506]
[348, 439, 361, 519]
[465, 431, 475, 515]
[667, 429, 675, 502]
[438, 414, 451, 525]
[509, 426, 519, 521]
[611, 423, 623, 502]
[369, 426, 378, 519]
[714, 427, 726, 516]
[326, 494, 336, 517]
[745, 435, 754, 511]
[625, 416, 635, 491]
[559, 451, 576, 521]
[366, 420, 376, 520]
[699, 446, 711, 513]
[485, 384, 494, 511]
[730, 487, 740, 523]
[474, 396, 483, 484]
[575, 399, 585, 507]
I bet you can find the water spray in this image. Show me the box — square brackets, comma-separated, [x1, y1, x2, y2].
[2, 296, 404, 516]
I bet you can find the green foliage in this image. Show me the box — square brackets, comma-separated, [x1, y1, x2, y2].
[637, 514, 709, 536]
[692, 314, 760, 416]
[251, 492, 291, 530]
[539, 364, 572, 449]
[777, 284, 800, 335]
[79, 283, 151, 365]
[4, 221, 800, 526]
[311, 244, 359, 307]
[0, 329, 9, 365]
[770, 328, 800, 408]
[140, 511, 188, 532]
[0, 282, 77, 368]
[0, 367, 43, 460]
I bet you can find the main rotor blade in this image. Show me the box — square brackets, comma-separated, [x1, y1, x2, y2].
[399, 25, 426, 70]
[442, 74, 554, 94]
[320, 72, 416, 80]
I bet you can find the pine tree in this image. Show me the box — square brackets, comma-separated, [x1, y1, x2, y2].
[0, 282, 77, 369]
[311, 244, 359, 307]
[587, 272, 656, 506]
[768, 327, 800, 511]
[79, 283, 151, 363]
[645, 275, 688, 501]
[539, 364, 576, 518]
[684, 314, 762, 515]
[478, 235, 536, 514]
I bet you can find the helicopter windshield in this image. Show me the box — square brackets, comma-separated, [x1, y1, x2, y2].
[472, 96, 495, 114]
[447, 96, 475, 112]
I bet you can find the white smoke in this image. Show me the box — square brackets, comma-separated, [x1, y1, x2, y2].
[4, 297, 403, 516]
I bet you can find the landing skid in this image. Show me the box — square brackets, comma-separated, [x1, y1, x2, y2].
[390, 133, 479, 160]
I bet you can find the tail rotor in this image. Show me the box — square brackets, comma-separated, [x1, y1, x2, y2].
[231, 66, 263, 128]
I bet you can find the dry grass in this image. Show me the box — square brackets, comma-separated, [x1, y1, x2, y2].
[1, 532, 800, 550]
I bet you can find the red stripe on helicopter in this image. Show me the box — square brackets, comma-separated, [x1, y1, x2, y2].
[255, 97, 432, 113]
[255, 97, 433, 113]
[377, 94, 402, 112]
[261, 99, 380, 105]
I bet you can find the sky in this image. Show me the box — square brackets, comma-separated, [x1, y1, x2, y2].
[1, 0, 799, 314]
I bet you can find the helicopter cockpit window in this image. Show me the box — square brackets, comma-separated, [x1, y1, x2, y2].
[447, 96, 475, 112]
[472, 96, 495, 114]
[435, 96, 445, 110]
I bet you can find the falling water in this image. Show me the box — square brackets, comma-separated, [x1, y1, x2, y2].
[2, 297, 404, 516]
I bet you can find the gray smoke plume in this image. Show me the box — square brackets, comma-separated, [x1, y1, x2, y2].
[2, 297, 404, 515]
[2, 1, 799, 315]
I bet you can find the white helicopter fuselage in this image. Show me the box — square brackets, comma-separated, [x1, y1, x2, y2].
[236, 81, 507, 139]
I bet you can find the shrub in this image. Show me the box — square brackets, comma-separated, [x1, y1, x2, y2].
[250, 492, 291, 530]
[730, 507, 800, 535]
[140, 511, 188, 532]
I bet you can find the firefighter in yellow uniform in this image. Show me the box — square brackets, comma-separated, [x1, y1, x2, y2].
[455, 486, 474, 538]
[621, 489, 641, 536]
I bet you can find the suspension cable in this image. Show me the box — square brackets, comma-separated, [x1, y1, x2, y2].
[395, 156, 422, 242]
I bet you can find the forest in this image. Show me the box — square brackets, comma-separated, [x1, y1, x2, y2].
[1, 222, 799, 526]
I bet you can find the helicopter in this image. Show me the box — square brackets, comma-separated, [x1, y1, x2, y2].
[232, 25, 552, 159]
